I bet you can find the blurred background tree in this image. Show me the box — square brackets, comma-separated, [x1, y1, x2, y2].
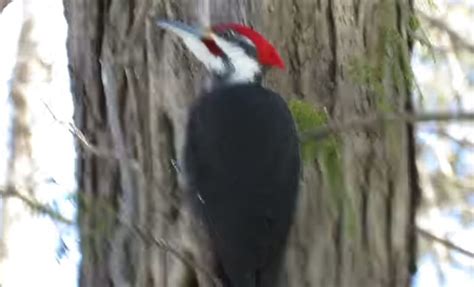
[412, 1, 474, 285]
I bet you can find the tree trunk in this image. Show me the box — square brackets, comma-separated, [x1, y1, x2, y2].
[65, 0, 418, 286]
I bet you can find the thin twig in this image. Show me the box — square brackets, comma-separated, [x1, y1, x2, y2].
[1, 182, 219, 285]
[0, 186, 74, 225]
[409, 32, 448, 53]
[127, 220, 222, 287]
[417, 10, 474, 53]
[301, 111, 474, 141]
[435, 128, 474, 148]
[42, 101, 115, 156]
[417, 227, 474, 258]
[43, 99, 187, 215]
[42, 100, 142, 172]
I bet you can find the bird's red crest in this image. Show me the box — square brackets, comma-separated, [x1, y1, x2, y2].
[212, 23, 285, 69]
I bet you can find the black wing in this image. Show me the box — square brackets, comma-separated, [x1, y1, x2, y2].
[184, 84, 300, 287]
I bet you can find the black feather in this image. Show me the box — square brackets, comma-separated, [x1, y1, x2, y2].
[184, 83, 300, 287]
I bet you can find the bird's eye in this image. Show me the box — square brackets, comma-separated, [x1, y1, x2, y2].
[223, 30, 236, 39]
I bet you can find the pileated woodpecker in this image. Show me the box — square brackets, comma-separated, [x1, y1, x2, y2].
[158, 20, 300, 287]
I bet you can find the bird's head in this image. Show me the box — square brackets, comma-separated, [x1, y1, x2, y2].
[157, 20, 284, 84]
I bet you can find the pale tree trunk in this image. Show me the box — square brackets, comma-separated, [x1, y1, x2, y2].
[65, 0, 419, 286]
[0, 0, 11, 13]
[0, 1, 53, 285]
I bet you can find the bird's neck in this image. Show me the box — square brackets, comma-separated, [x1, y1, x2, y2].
[212, 54, 264, 86]
[212, 73, 262, 88]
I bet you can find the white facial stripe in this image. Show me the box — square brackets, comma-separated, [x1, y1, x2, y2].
[212, 35, 261, 83]
[239, 35, 255, 47]
[181, 36, 226, 73]
[162, 23, 225, 74]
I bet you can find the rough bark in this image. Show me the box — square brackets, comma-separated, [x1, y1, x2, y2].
[65, 0, 418, 286]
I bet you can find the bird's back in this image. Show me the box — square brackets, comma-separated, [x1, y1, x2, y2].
[184, 83, 300, 287]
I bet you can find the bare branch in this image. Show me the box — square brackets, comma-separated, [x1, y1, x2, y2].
[43, 99, 188, 217]
[0, 186, 74, 225]
[409, 32, 449, 53]
[1, 182, 220, 285]
[42, 100, 143, 174]
[417, 227, 474, 258]
[435, 128, 474, 148]
[301, 111, 474, 141]
[127, 221, 223, 287]
[417, 10, 474, 53]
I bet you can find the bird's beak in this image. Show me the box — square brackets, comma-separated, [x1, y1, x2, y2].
[157, 20, 226, 74]
[157, 20, 213, 41]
